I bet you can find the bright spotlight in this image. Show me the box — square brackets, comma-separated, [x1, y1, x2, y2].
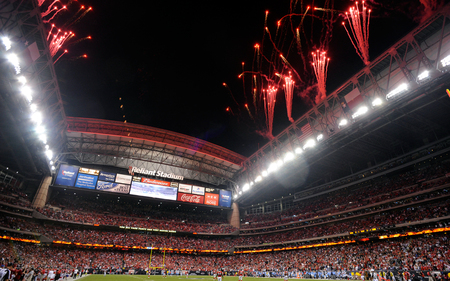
[316, 134, 324, 142]
[338, 119, 348, 127]
[18, 76, 27, 85]
[234, 194, 238, 199]
[261, 170, 268, 177]
[36, 125, 45, 134]
[255, 175, 262, 182]
[32, 111, 42, 124]
[372, 98, 382, 107]
[51, 165, 56, 170]
[45, 149, 53, 160]
[38, 133, 47, 144]
[6, 53, 21, 74]
[284, 152, 294, 163]
[268, 160, 283, 173]
[303, 139, 316, 150]
[417, 70, 429, 81]
[386, 83, 408, 100]
[295, 147, 303, 154]
[440, 55, 450, 67]
[20, 86, 32, 102]
[351, 106, 369, 119]
[242, 183, 250, 191]
[30, 103, 38, 112]
[2, 37, 12, 50]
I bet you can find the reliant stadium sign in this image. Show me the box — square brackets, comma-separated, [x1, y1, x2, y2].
[128, 166, 184, 181]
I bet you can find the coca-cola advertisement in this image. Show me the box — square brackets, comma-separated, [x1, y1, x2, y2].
[177, 192, 204, 204]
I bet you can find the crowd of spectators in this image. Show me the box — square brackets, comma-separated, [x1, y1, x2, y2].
[1, 234, 449, 273]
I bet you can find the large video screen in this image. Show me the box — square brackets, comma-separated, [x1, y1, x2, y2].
[129, 181, 177, 201]
[54, 164, 232, 208]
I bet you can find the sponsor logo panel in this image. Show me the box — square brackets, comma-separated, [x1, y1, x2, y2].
[192, 185, 205, 195]
[115, 174, 132, 185]
[219, 190, 232, 208]
[177, 193, 204, 204]
[204, 193, 219, 206]
[98, 171, 116, 182]
[54, 164, 79, 186]
[96, 181, 130, 194]
[78, 167, 100, 176]
[74, 174, 98, 189]
[141, 177, 170, 186]
[178, 184, 192, 194]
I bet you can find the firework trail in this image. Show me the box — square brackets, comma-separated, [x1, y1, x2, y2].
[43, 5, 67, 23]
[282, 72, 295, 123]
[311, 50, 329, 104]
[41, 0, 60, 17]
[343, 1, 371, 65]
[53, 49, 68, 64]
[263, 85, 277, 137]
[67, 35, 91, 46]
[68, 6, 92, 27]
[49, 30, 74, 57]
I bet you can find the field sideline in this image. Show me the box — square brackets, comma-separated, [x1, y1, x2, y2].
[80, 275, 321, 281]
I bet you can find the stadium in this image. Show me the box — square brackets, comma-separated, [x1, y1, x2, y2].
[1, 0, 450, 281]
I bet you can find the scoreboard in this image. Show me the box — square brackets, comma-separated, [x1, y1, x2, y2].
[54, 164, 232, 208]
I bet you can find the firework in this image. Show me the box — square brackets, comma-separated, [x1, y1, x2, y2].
[263, 85, 277, 137]
[282, 72, 295, 123]
[343, 1, 371, 65]
[311, 50, 329, 104]
[53, 49, 67, 64]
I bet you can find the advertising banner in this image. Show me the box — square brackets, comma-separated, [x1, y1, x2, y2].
[205, 187, 220, 194]
[177, 193, 204, 204]
[130, 181, 177, 200]
[141, 177, 170, 186]
[178, 184, 192, 194]
[219, 190, 232, 208]
[115, 174, 132, 185]
[204, 193, 219, 206]
[78, 167, 100, 176]
[192, 185, 205, 195]
[54, 164, 79, 187]
[75, 174, 98, 189]
[96, 181, 130, 194]
[132, 176, 142, 182]
[98, 171, 116, 182]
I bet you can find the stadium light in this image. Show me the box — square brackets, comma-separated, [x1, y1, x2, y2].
[261, 170, 268, 177]
[440, 55, 450, 67]
[234, 194, 238, 199]
[268, 160, 283, 173]
[284, 152, 294, 163]
[255, 175, 262, 182]
[31, 111, 42, 124]
[20, 86, 32, 102]
[351, 106, 368, 119]
[242, 183, 250, 191]
[338, 119, 348, 128]
[30, 103, 37, 112]
[371, 98, 382, 107]
[295, 147, 303, 154]
[18, 76, 27, 85]
[6, 53, 21, 74]
[45, 149, 53, 160]
[386, 83, 408, 100]
[2, 36, 11, 50]
[38, 133, 47, 144]
[36, 125, 45, 134]
[417, 70, 429, 81]
[316, 134, 324, 142]
[303, 139, 316, 150]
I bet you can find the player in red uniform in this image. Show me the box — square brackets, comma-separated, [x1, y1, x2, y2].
[217, 269, 223, 281]
[238, 270, 244, 281]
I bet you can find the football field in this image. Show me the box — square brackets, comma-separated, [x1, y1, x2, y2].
[81, 275, 319, 281]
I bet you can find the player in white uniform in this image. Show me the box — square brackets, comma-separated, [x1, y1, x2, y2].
[217, 270, 223, 281]
[284, 271, 289, 281]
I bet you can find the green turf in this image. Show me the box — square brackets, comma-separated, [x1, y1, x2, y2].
[81, 275, 319, 281]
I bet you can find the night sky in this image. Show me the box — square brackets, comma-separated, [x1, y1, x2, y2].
[53, 0, 428, 157]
